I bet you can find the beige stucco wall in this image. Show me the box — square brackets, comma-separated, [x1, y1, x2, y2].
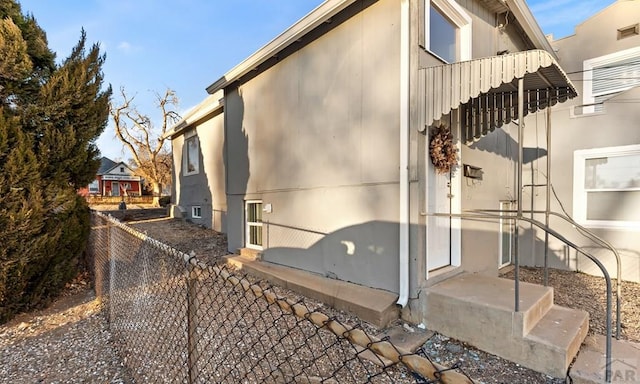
[171, 110, 227, 232]
[225, 0, 402, 292]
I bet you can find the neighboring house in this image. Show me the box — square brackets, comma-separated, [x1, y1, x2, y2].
[518, 0, 640, 283]
[168, 0, 592, 377]
[79, 157, 143, 197]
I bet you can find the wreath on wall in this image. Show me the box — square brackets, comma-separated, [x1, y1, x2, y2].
[429, 125, 459, 175]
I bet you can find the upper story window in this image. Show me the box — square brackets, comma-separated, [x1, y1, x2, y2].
[183, 130, 200, 176]
[582, 46, 640, 114]
[573, 144, 640, 229]
[425, 0, 472, 63]
[120, 166, 124, 173]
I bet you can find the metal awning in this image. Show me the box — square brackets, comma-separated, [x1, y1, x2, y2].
[419, 50, 577, 142]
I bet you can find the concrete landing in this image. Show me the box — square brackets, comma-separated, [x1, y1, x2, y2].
[571, 335, 640, 384]
[225, 255, 400, 328]
[425, 273, 588, 378]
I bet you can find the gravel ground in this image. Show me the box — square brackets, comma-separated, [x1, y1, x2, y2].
[2, 209, 637, 383]
[500, 267, 640, 343]
[0, 276, 132, 383]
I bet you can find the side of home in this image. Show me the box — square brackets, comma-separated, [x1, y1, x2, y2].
[168, 0, 595, 377]
[170, 93, 227, 232]
[169, 0, 574, 305]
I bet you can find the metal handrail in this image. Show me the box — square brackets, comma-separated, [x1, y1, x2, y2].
[431, 211, 613, 382]
[469, 208, 622, 339]
[548, 211, 622, 340]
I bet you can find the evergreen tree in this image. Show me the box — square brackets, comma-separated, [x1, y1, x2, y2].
[0, 0, 55, 109]
[0, 0, 110, 322]
[35, 29, 111, 189]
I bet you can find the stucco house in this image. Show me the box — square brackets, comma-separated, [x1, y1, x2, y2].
[517, 0, 640, 284]
[80, 157, 143, 197]
[165, 0, 617, 378]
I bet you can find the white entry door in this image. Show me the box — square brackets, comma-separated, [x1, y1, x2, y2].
[112, 181, 120, 197]
[245, 200, 263, 250]
[425, 122, 461, 276]
[427, 166, 452, 271]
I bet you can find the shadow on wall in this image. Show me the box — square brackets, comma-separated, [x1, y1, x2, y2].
[261, 220, 401, 293]
[468, 128, 547, 164]
[177, 131, 213, 228]
[518, 225, 640, 282]
[223, 87, 250, 252]
[576, 246, 640, 283]
[261, 218, 625, 296]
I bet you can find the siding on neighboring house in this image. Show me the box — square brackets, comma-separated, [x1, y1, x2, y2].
[519, 0, 640, 282]
[80, 157, 143, 197]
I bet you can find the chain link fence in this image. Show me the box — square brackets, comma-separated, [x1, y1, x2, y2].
[88, 211, 475, 383]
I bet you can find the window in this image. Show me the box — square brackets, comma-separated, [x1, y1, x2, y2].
[121, 182, 131, 190]
[582, 46, 640, 114]
[573, 145, 640, 229]
[183, 132, 200, 176]
[245, 201, 263, 249]
[425, 0, 471, 63]
[192, 206, 202, 219]
[499, 201, 515, 267]
[120, 167, 124, 173]
[88, 180, 99, 194]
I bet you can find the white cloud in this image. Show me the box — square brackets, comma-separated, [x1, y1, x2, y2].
[117, 41, 136, 53]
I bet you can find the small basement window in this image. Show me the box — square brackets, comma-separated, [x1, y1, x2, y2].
[618, 24, 639, 40]
[192, 206, 202, 219]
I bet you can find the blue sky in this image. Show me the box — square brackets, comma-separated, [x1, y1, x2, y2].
[18, 0, 616, 161]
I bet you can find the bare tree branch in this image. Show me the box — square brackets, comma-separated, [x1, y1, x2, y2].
[110, 86, 179, 206]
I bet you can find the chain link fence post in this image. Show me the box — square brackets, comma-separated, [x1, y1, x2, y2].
[186, 252, 200, 384]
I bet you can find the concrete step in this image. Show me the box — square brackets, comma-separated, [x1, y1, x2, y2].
[225, 255, 399, 328]
[571, 335, 640, 384]
[524, 305, 589, 377]
[238, 247, 261, 260]
[425, 273, 588, 378]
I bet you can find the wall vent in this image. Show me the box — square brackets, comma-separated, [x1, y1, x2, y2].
[617, 24, 639, 40]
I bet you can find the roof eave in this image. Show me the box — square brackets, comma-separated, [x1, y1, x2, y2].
[205, 0, 357, 94]
[503, 0, 558, 60]
[164, 90, 224, 139]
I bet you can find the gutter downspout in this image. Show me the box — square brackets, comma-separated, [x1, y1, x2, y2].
[397, 0, 410, 307]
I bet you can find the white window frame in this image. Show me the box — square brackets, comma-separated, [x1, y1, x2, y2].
[183, 130, 200, 176]
[499, 200, 515, 268]
[582, 46, 640, 114]
[245, 200, 263, 250]
[425, 0, 472, 63]
[192, 206, 202, 219]
[573, 144, 640, 229]
[88, 180, 99, 194]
